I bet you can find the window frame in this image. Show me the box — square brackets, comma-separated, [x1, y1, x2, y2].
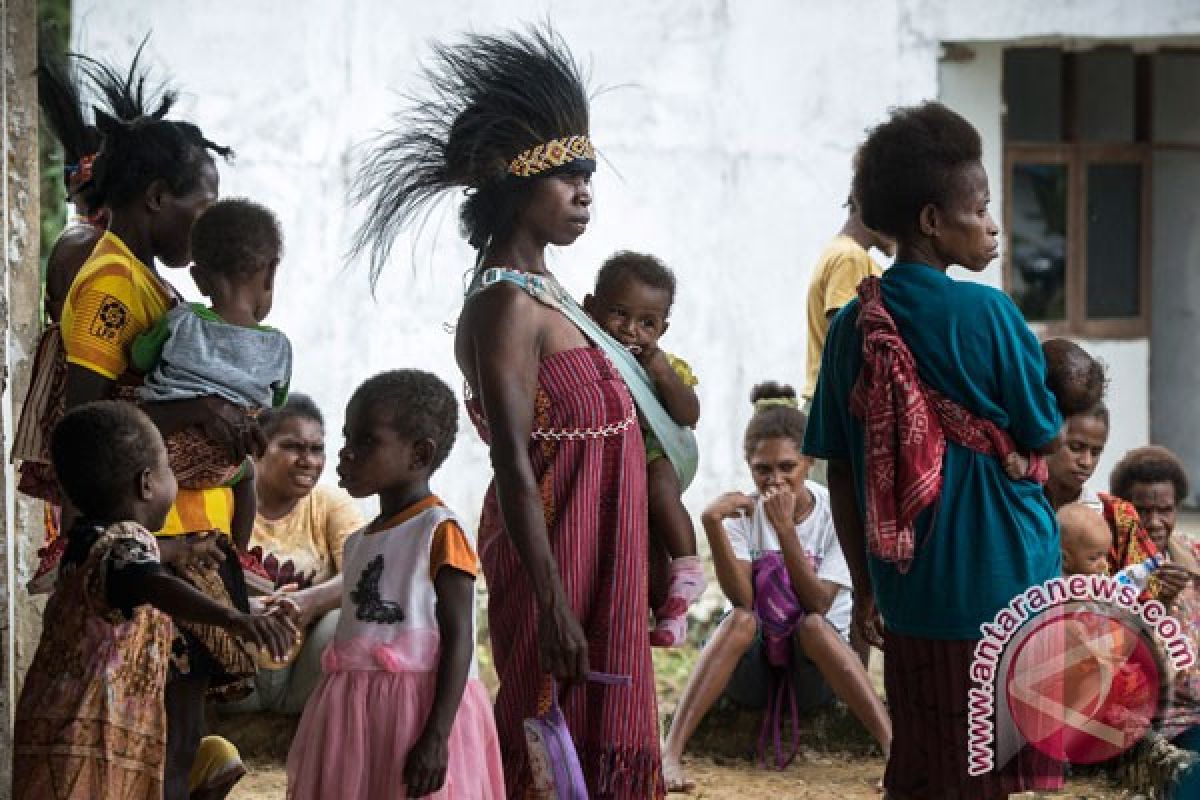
[1001, 47, 1154, 339]
[1003, 143, 1151, 339]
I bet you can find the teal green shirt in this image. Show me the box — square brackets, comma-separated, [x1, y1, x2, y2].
[803, 263, 1062, 640]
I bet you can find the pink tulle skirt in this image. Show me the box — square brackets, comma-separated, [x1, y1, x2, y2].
[286, 636, 504, 800]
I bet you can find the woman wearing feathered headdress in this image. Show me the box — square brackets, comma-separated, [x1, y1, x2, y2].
[353, 26, 665, 798]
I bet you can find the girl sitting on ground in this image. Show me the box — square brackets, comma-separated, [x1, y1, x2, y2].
[660, 382, 890, 792]
[287, 370, 503, 799]
[13, 402, 294, 800]
[583, 251, 705, 647]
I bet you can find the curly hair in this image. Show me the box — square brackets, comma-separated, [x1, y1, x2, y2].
[260, 393, 324, 440]
[51, 401, 163, 520]
[191, 198, 283, 278]
[594, 251, 677, 306]
[349, 370, 458, 471]
[1043, 337, 1107, 417]
[852, 102, 983, 239]
[743, 381, 807, 459]
[1110, 446, 1191, 507]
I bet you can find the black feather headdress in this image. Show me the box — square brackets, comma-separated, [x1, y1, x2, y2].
[74, 35, 178, 125]
[36, 24, 99, 176]
[351, 25, 592, 284]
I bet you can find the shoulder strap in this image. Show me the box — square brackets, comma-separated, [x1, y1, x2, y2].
[466, 267, 699, 489]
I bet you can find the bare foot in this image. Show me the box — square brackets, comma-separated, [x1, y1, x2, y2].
[663, 755, 695, 794]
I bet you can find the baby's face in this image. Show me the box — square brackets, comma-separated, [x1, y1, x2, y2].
[1060, 518, 1111, 576]
[584, 275, 671, 355]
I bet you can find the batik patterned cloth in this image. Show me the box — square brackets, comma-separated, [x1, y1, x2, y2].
[849, 275, 1046, 573]
[470, 346, 664, 799]
[13, 522, 172, 800]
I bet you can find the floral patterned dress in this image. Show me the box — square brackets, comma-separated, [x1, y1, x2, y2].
[13, 521, 173, 800]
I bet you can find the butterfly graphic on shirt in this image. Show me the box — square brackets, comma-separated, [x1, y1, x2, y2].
[349, 555, 405, 624]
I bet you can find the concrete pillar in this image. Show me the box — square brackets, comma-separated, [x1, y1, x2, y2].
[2, 1, 42, 794]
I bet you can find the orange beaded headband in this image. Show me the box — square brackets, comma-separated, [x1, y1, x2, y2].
[507, 135, 596, 178]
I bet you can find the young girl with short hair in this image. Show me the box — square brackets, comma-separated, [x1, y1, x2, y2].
[287, 370, 503, 799]
[13, 402, 294, 800]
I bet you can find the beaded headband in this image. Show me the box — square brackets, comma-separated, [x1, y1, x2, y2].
[507, 135, 595, 178]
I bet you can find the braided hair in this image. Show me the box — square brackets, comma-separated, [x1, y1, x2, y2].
[351, 25, 591, 284]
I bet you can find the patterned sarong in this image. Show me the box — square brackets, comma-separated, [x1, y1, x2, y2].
[849, 276, 1046, 573]
[471, 347, 663, 799]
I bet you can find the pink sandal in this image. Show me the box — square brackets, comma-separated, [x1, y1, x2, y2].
[650, 556, 707, 647]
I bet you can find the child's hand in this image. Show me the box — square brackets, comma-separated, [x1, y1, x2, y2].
[762, 485, 797, 532]
[160, 531, 226, 571]
[1003, 452, 1029, 481]
[226, 607, 298, 664]
[403, 729, 450, 797]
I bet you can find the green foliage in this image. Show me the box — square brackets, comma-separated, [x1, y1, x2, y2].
[38, 0, 72, 294]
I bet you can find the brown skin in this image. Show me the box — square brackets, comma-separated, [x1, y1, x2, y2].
[106, 438, 297, 800]
[336, 399, 472, 798]
[1045, 414, 1109, 510]
[185, 252, 281, 549]
[583, 275, 700, 426]
[253, 416, 344, 626]
[453, 170, 594, 683]
[662, 437, 890, 791]
[63, 155, 264, 465]
[1127, 480, 1192, 607]
[584, 275, 699, 570]
[44, 221, 104, 324]
[824, 208, 895, 322]
[58, 155, 265, 800]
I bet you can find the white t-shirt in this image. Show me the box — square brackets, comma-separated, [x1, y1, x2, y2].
[722, 481, 853, 639]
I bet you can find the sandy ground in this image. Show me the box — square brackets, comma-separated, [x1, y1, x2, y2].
[228, 754, 1131, 799]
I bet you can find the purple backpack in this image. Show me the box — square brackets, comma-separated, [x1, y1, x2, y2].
[523, 671, 630, 798]
[751, 551, 809, 770]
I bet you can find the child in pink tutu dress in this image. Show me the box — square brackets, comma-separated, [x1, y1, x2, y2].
[287, 370, 504, 799]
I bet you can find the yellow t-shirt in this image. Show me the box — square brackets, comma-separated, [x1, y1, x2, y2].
[62, 231, 235, 536]
[802, 235, 882, 400]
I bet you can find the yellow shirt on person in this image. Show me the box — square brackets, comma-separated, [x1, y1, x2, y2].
[249, 485, 365, 589]
[61, 231, 234, 536]
[802, 235, 882, 401]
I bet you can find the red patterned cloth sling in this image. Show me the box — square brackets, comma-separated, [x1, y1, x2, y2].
[849, 276, 1047, 573]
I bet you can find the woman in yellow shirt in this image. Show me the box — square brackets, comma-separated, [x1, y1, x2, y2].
[60, 105, 259, 800]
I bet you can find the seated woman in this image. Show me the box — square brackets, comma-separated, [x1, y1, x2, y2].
[1108, 446, 1200, 796]
[223, 394, 364, 714]
[661, 383, 891, 792]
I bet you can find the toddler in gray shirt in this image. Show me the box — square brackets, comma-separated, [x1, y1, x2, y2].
[132, 198, 292, 545]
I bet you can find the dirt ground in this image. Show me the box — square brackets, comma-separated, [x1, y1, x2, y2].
[228, 754, 1131, 799]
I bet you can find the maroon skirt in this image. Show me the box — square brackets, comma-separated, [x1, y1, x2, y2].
[883, 629, 1064, 799]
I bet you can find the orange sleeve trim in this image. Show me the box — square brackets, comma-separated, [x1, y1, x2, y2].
[429, 520, 478, 580]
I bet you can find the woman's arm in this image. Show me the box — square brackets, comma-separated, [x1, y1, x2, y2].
[469, 288, 588, 681]
[762, 486, 839, 615]
[827, 458, 882, 647]
[641, 348, 700, 427]
[403, 568, 475, 797]
[701, 492, 756, 609]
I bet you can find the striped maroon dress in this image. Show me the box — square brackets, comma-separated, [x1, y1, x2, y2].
[470, 346, 664, 799]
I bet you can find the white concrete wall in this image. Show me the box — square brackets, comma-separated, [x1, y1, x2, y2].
[65, 0, 1200, 525]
